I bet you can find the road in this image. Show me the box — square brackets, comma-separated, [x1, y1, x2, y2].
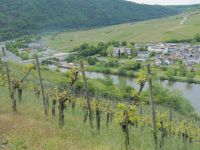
[0, 43, 77, 64]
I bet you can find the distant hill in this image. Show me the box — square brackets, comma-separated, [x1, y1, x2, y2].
[44, 9, 200, 51]
[0, 0, 188, 41]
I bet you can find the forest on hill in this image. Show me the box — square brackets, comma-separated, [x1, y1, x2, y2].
[0, 0, 191, 41]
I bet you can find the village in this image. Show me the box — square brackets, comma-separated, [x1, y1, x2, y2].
[113, 43, 200, 67]
[2, 39, 200, 71]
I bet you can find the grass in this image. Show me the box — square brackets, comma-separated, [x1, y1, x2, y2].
[0, 62, 199, 149]
[0, 85, 200, 150]
[43, 10, 200, 52]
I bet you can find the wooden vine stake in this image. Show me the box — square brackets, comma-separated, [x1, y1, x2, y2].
[35, 54, 48, 116]
[183, 129, 188, 150]
[80, 61, 93, 128]
[72, 85, 76, 116]
[147, 64, 158, 150]
[1, 47, 16, 112]
[96, 86, 101, 133]
[124, 110, 129, 150]
[169, 102, 173, 122]
[59, 100, 65, 127]
[52, 99, 56, 117]
[1, 47, 11, 94]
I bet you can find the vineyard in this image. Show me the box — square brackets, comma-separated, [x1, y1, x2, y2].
[0, 48, 200, 150]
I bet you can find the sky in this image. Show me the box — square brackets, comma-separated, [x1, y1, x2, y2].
[127, 0, 200, 5]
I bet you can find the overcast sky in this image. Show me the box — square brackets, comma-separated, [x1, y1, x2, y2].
[127, 0, 200, 5]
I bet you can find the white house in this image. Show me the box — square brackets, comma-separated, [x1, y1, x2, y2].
[137, 51, 150, 58]
[155, 59, 162, 66]
[148, 43, 169, 54]
[164, 59, 172, 65]
[113, 47, 131, 57]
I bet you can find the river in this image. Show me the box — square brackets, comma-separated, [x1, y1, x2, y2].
[83, 71, 200, 114]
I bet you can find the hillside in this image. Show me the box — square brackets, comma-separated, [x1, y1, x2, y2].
[0, 63, 199, 150]
[44, 9, 200, 51]
[0, 0, 185, 41]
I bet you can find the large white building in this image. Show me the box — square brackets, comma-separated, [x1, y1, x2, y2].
[148, 43, 168, 53]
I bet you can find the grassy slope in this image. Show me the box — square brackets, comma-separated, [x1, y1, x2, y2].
[0, 63, 199, 150]
[0, 87, 199, 150]
[43, 10, 200, 52]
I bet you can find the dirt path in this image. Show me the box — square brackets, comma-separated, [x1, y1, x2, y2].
[180, 11, 199, 25]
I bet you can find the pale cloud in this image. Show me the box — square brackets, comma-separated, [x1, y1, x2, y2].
[127, 0, 200, 5]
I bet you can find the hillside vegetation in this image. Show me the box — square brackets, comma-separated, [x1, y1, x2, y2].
[0, 87, 199, 150]
[0, 0, 186, 41]
[44, 9, 200, 51]
[0, 62, 199, 150]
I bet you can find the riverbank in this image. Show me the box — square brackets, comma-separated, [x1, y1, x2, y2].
[86, 66, 200, 84]
[159, 75, 200, 84]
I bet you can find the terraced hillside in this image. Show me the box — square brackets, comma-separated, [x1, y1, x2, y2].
[44, 10, 200, 51]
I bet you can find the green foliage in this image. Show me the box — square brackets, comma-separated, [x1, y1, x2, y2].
[5, 36, 32, 56]
[139, 46, 148, 51]
[0, 0, 180, 41]
[121, 61, 141, 71]
[149, 51, 156, 57]
[177, 65, 187, 77]
[194, 34, 200, 42]
[121, 41, 127, 46]
[19, 52, 29, 60]
[87, 57, 97, 65]
[166, 38, 193, 43]
[166, 33, 200, 43]
[186, 71, 195, 82]
[74, 42, 109, 58]
[104, 59, 119, 67]
[112, 41, 120, 47]
[166, 68, 176, 80]
[65, 55, 77, 63]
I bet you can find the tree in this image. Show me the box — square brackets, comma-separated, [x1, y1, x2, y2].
[121, 41, 127, 46]
[149, 51, 156, 57]
[194, 34, 200, 42]
[112, 41, 120, 47]
[166, 69, 176, 80]
[178, 65, 187, 77]
[122, 61, 141, 71]
[104, 76, 114, 87]
[87, 57, 97, 65]
[130, 42, 135, 46]
[186, 71, 195, 82]
[19, 52, 29, 60]
[139, 46, 148, 51]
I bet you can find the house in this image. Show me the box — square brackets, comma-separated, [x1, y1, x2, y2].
[148, 43, 169, 54]
[155, 59, 162, 66]
[192, 45, 200, 51]
[134, 58, 147, 62]
[164, 59, 173, 65]
[134, 51, 150, 62]
[185, 57, 200, 66]
[137, 51, 150, 58]
[112, 47, 131, 57]
[28, 42, 43, 49]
